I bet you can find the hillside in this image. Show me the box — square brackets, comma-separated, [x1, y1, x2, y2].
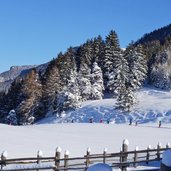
[135, 24, 171, 90]
[136, 23, 171, 45]
[38, 87, 171, 124]
[0, 65, 35, 93]
[0, 63, 49, 93]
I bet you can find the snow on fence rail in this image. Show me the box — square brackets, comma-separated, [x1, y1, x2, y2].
[0, 140, 170, 171]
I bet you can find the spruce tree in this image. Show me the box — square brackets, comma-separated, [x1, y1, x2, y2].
[113, 53, 135, 112]
[125, 44, 147, 90]
[55, 48, 81, 114]
[43, 59, 61, 115]
[79, 40, 94, 68]
[104, 30, 121, 91]
[78, 63, 92, 101]
[91, 62, 104, 100]
[93, 35, 105, 67]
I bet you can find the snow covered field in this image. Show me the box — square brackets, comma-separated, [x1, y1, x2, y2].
[1, 123, 171, 158]
[1, 87, 171, 170]
[39, 87, 171, 124]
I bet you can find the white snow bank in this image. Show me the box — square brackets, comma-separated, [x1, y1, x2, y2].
[162, 149, 171, 167]
[3, 163, 54, 170]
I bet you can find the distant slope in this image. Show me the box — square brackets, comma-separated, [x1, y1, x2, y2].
[0, 63, 48, 93]
[0, 66, 36, 81]
[136, 23, 171, 45]
[38, 87, 171, 124]
[0, 65, 36, 93]
[135, 23, 171, 90]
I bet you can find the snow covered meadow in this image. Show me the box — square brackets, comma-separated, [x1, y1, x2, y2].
[39, 87, 171, 124]
[1, 122, 171, 159]
[1, 87, 171, 171]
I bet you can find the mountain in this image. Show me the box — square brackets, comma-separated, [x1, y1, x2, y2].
[0, 63, 48, 93]
[136, 23, 171, 45]
[0, 65, 36, 93]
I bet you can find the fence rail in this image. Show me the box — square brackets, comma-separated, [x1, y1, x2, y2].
[0, 140, 170, 171]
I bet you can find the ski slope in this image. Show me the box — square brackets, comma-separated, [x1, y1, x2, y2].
[38, 87, 171, 124]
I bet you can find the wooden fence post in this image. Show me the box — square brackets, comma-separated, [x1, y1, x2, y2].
[120, 147, 122, 164]
[121, 139, 129, 171]
[146, 145, 151, 165]
[85, 147, 91, 170]
[157, 142, 161, 160]
[166, 143, 170, 149]
[64, 150, 69, 171]
[37, 150, 43, 171]
[103, 147, 107, 164]
[55, 147, 61, 170]
[1, 151, 8, 170]
[133, 146, 138, 168]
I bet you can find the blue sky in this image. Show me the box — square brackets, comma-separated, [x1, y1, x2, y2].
[0, 0, 171, 73]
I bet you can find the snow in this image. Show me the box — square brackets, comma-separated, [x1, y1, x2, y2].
[87, 147, 91, 153]
[0, 123, 171, 158]
[87, 163, 112, 171]
[123, 139, 129, 145]
[104, 147, 108, 152]
[56, 146, 62, 153]
[65, 150, 70, 155]
[3, 163, 54, 170]
[1, 87, 171, 170]
[148, 145, 152, 149]
[166, 142, 170, 148]
[158, 142, 162, 147]
[38, 87, 171, 124]
[135, 146, 139, 151]
[37, 150, 43, 157]
[162, 149, 171, 167]
[1, 150, 8, 158]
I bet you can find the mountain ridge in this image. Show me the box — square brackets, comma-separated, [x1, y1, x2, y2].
[0, 63, 49, 93]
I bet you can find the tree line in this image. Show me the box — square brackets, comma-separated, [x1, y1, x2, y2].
[0, 30, 155, 125]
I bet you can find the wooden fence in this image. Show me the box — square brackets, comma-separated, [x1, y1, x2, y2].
[0, 140, 170, 171]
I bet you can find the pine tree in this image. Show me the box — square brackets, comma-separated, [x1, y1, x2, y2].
[150, 64, 171, 90]
[16, 69, 42, 124]
[91, 62, 104, 100]
[82, 40, 94, 67]
[113, 53, 135, 112]
[55, 48, 81, 114]
[104, 30, 121, 91]
[93, 35, 105, 67]
[43, 58, 61, 115]
[78, 63, 92, 101]
[125, 43, 147, 90]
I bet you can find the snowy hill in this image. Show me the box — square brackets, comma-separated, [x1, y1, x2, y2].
[38, 87, 171, 124]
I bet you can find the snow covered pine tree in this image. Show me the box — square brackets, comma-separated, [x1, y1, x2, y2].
[91, 62, 104, 100]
